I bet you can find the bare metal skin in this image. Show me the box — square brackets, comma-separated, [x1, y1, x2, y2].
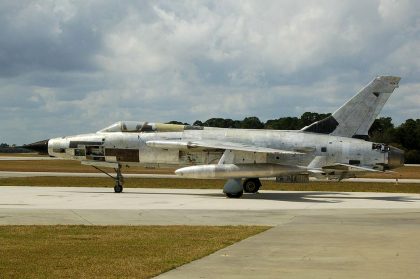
[29, 76, 404, 197]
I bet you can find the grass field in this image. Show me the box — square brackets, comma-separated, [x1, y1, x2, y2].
[0, 153, 45, 157]
[359, 165, 420, 179]
[0, 225, 268, 278]
[0, 159, 175, 174]
[1, 176, 420, 193]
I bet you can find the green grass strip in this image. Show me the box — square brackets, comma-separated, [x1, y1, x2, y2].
[0, 225, 269, 279]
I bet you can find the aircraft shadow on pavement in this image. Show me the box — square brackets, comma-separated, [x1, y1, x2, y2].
[65, 189, 420, 203]
[233, 192, 420, 203]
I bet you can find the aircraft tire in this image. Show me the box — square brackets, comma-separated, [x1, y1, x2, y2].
[225, 191, 243, 198]
[243, 178, 261, 193]
[114, 184, 123, 193]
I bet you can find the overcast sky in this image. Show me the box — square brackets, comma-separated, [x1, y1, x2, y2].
[1, 0, 419, 144]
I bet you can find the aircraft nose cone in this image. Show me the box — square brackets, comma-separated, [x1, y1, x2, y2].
[388, 146, 404, 169]
[22, 139, 49, 154]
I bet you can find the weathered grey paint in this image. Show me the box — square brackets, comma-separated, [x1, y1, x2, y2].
[46, 76, 404, 181]
[48, 126, 399, 176]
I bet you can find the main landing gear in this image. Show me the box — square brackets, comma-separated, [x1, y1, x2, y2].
[223, 178, 262, 198]
[92, 164, 124, 193]
[243, 178, 261, 193]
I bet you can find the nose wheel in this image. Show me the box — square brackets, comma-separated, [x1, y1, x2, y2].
[113, 165, 124, 193]
[114, 183, 123, 193]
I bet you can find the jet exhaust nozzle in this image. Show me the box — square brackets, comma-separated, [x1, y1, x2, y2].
[21, 139, 50, 154]
[388, 146, 404, 169]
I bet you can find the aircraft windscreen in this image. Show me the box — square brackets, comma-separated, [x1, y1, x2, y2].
[98, 121, 149, 133]
[98, 121, 196, 133]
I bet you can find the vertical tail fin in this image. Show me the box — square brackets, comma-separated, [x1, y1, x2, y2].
[302, 76, 401, 139]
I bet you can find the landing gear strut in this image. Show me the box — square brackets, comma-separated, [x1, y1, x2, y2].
[243, 178, 261, 193]
[92, 164, 124, 193]
[114, 166, 124, 193]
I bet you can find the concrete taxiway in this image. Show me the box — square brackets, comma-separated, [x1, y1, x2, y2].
[156, 210, 420, 279]
[1, 171, 419, 184]
[1, 186, 420, 278]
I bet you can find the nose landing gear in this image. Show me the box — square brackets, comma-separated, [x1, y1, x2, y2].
[92, 164, 124, 193]
[113, 166, 124, 193]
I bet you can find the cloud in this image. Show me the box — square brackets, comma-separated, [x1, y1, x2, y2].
[0, 0, 419, 144]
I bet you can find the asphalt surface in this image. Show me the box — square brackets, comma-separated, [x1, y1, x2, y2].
[1, 186, 420, 278]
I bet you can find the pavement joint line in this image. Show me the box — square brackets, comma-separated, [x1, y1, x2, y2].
[70, 209, 93, 225]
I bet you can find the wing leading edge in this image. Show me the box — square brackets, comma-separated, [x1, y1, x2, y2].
[146, 139, 304, 155]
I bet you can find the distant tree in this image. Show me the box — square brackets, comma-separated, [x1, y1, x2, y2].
[265, 117, 300, 130]
[240, 117, 264, 129]
[202, 118, 240, 128]
[193, 120, 203, 126]
[224, 119, 241, 128]
[395, 119, 420, 150]
[370, 117, 394, 132]
[203, 118, 228, 128]
[369, 117, 395, 143]
[0, 143, 9, 148]
[405, 150, 420, 164]
[299, 112, 331, 128]
[166, 121, 189, 125]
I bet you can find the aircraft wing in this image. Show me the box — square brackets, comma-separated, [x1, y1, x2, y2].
[146, 139, 304, 155]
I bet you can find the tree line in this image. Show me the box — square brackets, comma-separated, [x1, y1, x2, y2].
[168, 112, 420, 163]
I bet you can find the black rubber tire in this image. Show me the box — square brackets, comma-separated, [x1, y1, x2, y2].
[225, 191, 244, 198]
[114, 184, 123, 193]
[243, 178, 261, 193]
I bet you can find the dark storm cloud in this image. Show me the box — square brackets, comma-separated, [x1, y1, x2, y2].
[0, 3, 97, 76]
[0, 1, 158, 77]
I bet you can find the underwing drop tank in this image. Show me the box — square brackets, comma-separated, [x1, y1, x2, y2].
[175, 163, 305, 179]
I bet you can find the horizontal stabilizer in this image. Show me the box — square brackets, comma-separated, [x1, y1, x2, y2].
[322, 163, 382, 172]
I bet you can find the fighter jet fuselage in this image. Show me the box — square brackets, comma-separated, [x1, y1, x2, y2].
[48, 125, 403, 174]
[25, 76, 405, 197]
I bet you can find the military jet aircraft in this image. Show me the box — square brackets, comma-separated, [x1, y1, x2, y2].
[24, 76, 404, 198]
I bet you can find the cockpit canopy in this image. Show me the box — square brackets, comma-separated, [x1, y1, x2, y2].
[98, 121, 202, 133]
